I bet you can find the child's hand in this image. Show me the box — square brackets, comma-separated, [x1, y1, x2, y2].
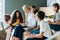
[30, 34, 36, 38]
[48, 20, 52, 24]
[22, 23, 28, 26]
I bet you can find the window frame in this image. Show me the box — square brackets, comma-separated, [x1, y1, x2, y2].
[0, 0, 5, 22]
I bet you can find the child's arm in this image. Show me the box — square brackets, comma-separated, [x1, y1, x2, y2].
[31, 32, 44, 38]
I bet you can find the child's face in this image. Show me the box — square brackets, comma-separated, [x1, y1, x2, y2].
[16, 12, 19, 18]
[34, 14, 36, 18]
[24, 9, 30, 14]
[8, 18, 12, 24]
[53, 6, 57, 12]
[31, 8, 35, 12]
[35, 13, 39, 21]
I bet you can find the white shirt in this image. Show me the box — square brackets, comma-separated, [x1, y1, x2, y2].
[54, 12, 60, 21]
[39, 20, 52, 38]
[25, 12, 36, 28]
[3, 22, 12, 40]
[3, 22, 10, 30]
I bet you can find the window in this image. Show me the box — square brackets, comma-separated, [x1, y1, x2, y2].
[0, 0, 5, 22]
[47, 0, 60, 6]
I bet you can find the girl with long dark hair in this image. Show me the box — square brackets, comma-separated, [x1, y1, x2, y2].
[10, 10, 25, 40]
[11, 10, 23, 28]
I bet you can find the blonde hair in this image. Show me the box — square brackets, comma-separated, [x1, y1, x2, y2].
[22, 5, 31, 11]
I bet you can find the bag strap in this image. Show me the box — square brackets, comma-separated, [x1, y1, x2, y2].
[1, 22, 11, 30]
[1, 22, 5, 30]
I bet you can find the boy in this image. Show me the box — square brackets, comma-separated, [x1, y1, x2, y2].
[27, 11, 52, 40]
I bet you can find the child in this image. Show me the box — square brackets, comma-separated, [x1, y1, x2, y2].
[27, 11, 52, 40]
[3, 15, 12, 40]
[48, 3, 60, 32]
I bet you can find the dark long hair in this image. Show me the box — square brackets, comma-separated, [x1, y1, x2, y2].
[53, 3, 60, 12]
[11, 10, 23, 24]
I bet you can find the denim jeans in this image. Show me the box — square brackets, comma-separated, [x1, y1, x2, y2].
[26, 36, 47, 40]
[50, 24, 60, 31]
[30, 29, 40, 34]
[13, 25, 25, 40]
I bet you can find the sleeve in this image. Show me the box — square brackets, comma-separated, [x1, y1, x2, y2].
[40, 22, 46, 33]
[55, 13, 60, 21]
[28, 14, 36, 28]
[11, 23, 17, 26]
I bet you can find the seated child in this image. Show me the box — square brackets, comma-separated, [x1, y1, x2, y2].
[3, 15, 12, 40]
[26, 11, 52, 40]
